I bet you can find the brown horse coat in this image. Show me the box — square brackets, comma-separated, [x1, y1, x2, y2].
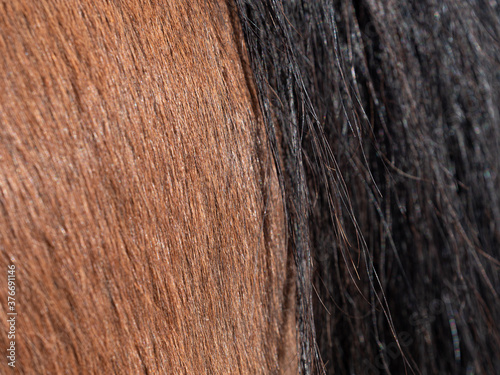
[0, 1, 296, 373]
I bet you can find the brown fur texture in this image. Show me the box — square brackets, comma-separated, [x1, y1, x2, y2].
[0, 0, 296, 373]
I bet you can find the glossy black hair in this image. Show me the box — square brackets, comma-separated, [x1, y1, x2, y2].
[236, 1, 500, 373]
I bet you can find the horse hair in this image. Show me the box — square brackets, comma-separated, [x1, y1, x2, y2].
[236, 0, 500, 374]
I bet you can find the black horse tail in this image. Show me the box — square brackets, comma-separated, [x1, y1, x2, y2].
[236, 1, 500, 374]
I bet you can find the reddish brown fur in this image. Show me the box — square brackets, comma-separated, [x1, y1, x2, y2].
[0, 0, 296, 373]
